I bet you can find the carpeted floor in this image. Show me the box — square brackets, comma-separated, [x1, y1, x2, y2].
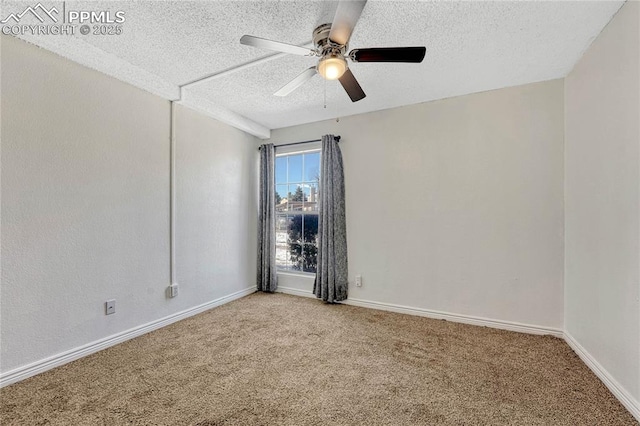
[1, 293, 636, 425]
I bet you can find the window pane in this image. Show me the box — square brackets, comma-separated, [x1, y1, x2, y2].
[288, 155, 303, 183]
[303, 214, 318, 244]
[276, 246, 289, 269]
[288, 184, 305, 212]
[288, 214, 303, 244]
[304, 152, 320, 182]
[303, 244, 318, 273]
[275, 214, 289, 269]
[275, 156, 287, 185]
[289, 243, 303, 271]
[276, 214, 289, 237]
[275, 185, 287, 212]
[303, 182, 319, 212]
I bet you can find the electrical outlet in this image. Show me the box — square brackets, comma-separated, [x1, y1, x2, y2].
[168, 283, 179, 298]
[355, 275, 362, 287]
[105, 299, 116, 315]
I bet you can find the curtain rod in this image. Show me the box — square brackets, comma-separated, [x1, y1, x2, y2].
[258, 136, 341, 150]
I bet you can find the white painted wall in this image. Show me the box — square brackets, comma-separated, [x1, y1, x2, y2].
[0, 35, 258, 375]
[565, 0, 640, 406]
[175, 104, 257, 309]
[270, 79, 565, 329]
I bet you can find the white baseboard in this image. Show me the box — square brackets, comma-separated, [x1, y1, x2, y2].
[0, 286, 256, 388]
[563, 331, 640, 422]
[276, 286, 563, 337]
[276, 286, 317, 299]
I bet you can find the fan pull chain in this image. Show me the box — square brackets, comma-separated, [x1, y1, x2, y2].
[323, 78, 327, 109]
[335, 81, 340, 122]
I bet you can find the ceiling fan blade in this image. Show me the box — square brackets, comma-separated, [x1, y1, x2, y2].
[350, 47, 426, 63]
[240, 35, 314, 56]
[339, 68, 366, 102]
[328, 0, 367, 46]
[274, 67, 318, 97]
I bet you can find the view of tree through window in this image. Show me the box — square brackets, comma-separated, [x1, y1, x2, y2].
[275, 150, 320, 273]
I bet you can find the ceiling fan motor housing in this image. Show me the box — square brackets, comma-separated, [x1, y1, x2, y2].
[312, 24, 348, 80]
[313, 23, 347, 58]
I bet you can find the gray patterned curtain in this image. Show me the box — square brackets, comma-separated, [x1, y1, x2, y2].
[314, 135, 348, 303]
[257, 144, 277, 292]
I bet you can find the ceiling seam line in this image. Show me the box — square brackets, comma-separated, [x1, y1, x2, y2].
[178, 41, 314, 90]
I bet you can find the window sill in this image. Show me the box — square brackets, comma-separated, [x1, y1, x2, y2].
[277, 270, 316, 279]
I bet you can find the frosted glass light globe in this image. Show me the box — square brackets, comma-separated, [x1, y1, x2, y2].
[318, 55, 347, 80]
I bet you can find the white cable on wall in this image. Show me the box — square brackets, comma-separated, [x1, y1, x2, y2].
[170, 99, 177, 287]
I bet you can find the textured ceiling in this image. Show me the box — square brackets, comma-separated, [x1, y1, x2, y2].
[3, 0, 624, 137]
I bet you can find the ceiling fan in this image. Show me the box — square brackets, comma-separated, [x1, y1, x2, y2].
[240, 0, 426, 102]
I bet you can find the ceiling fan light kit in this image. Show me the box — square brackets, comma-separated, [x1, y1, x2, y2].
[240, 0, 426, 102]
[318, 55, 347, 80]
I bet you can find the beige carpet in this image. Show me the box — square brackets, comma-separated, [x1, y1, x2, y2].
[1, 293, 636, 425]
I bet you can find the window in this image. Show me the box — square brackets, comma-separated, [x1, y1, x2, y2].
[275, 150, 321, 273]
